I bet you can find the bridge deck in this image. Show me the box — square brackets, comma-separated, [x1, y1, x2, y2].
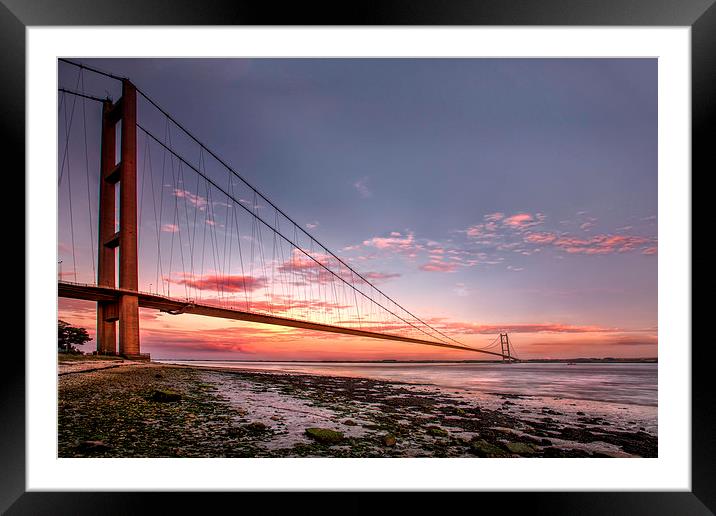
[58, 281, 506, 357]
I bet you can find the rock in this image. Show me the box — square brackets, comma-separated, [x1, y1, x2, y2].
[383, 434, 397, 447]
[576, 411, 585, 416]
[469, 439, 507, 458]
[270, 415, 281, 421]
[150, 389, 181, 402]
[343, 419, 358, 426]
[505, 442, 537, 455]
[305, 427, 344, 444]
[425, 426, 449, 437]
[154, 373, 163, 379]
[236, 408, 248, 417]
[227, 426, 243, 437]
[245, 421, 268, 433]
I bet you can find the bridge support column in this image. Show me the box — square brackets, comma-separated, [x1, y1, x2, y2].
[96, 79, 146, 360]
[118, 294, 140, 357]
[96, 302, 117, 355]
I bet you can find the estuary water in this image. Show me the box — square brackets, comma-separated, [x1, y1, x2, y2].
[159, 361, 657, 407]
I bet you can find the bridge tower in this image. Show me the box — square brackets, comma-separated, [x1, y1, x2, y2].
[500, 332, 512, 363]
[96, 79, 145, 360]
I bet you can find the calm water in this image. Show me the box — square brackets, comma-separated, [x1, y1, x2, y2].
[160, 361, 657, 407]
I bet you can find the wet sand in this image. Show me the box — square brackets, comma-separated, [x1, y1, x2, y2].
[58, 361, 657, 458]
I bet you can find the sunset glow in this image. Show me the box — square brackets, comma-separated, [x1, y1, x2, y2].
[58, 58, 657, 361]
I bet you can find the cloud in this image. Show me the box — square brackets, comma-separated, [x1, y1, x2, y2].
[362, 271, 401, 282]
[529, 334, 658, 347]
[465, 212, 545, 242]
[353, 177, 372, 198]
[463, 210, 656, 257]
[305, 221, 319, 230]
[169, 273, 266, 293]
[550, 233, 654, 255]
[278, 248, 332, 273]
[362, 231, 421, 256]
[426, 319, 626, 335]
[484, 212, 505, 222]
[173, 188, 208, 210]
[161, 223, 179, 233]
[503, 213, 535, 228]
[193, 295, 354, 315]
[419, 261, 458, 273]
[523, 232, 557, 245]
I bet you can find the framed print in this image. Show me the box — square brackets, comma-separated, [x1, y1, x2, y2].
[6, 0, 712, 513]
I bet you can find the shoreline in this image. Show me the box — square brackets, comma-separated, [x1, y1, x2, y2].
[58, 360, 657, 458]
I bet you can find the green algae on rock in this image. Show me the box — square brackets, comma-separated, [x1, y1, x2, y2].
[505, 442, 537, 455]
[305, 428, 344, 444]
[150, 389, 182, 402]
[469, 439, 508, 457]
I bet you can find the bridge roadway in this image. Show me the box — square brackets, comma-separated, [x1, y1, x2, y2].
[58, 281, 506, 357]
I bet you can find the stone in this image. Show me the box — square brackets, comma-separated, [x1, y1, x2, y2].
[305, 427, 344, 444]
[343, 419, 358, 426]
[245, 421, 268, 433]
[425, 426, 449, 437]
[505, 442, 537, 455]
[383, 434, 397, 447]
[150, 389, 181, 402]
[469, 439, 507, 458]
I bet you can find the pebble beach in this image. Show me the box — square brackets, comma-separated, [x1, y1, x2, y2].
[58, 358, 657, 458]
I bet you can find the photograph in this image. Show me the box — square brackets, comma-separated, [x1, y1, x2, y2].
[56, 57, 658, 459]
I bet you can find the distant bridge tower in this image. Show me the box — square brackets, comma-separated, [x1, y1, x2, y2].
[500, 332, 513, 363]
[96, 79, 145, 360]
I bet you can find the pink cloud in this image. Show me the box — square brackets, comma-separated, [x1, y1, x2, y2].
[363, 271, 401, 282]
[161, 223, 179, 233]
[277, 249, 332, 274]
[173, 188, 207, 209]
[169, 273, 266, 293]
[503, 213, 535, 228]
[362, 231, 421, 257]
[420, 261, 458, 273]
[552, 234, 653, 255]
[484, 212, 505, 222]
[426, 319, 625, 335]
[519, 229, 656, 256]
[523, 232, 557, 245]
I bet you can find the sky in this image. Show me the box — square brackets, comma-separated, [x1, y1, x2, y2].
[57, 58, 657, 360]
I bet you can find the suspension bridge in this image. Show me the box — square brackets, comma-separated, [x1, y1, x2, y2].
[57, 59, 518, 362]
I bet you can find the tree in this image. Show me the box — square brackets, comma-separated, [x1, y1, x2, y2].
[58, 320, 91, 354]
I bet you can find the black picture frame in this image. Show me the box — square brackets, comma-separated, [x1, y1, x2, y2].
[6, 1, 711, 513]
